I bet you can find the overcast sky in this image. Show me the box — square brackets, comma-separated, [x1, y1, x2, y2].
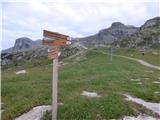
[1, 0, 159, 49]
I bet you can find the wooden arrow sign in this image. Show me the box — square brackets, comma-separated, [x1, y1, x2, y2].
[43, 30, 69, 40]
[42, 30, 72, 46]
[48, 53, 58, 60]
[48, 47, 59, 53]
[42, 39, 68, 46]
[47, 47, 59, 59]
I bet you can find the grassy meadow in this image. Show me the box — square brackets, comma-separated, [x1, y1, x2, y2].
[1, 48, 160, 120]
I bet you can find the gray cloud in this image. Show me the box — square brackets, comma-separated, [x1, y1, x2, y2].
[1, 0, 159, 49]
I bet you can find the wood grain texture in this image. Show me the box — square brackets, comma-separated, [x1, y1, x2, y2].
[42, 39, 67, 46]
[43, 30, 69, 39]
[52, 58, 58, 120]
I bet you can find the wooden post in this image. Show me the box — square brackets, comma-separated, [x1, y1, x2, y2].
[52, 57, 58, 120]
[42, 30, 71, 120]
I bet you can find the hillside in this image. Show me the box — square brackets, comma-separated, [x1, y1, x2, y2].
[2, 48, 160, 120]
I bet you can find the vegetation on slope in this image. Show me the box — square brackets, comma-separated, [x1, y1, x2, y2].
[2, 48, 160, 120]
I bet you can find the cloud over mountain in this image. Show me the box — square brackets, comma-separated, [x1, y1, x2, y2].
[2, 0, 159, 49]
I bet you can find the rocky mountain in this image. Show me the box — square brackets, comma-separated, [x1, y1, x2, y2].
[2, 37, 42, 53]
[3, 17, 159, 54]
[141, 17, 160, 29]
[1, 17, 159, 67]
[120, 17, 160, 48]
[1, 39, 85, 66]
[76, 22, 138, 46]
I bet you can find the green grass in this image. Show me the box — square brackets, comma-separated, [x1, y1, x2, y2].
[2, 49, 160, 120]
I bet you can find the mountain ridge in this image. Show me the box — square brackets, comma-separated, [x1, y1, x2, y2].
[75, 21, 138, 46]
[2, 21, 139, 53]
[1, 17, 160, 66]
[3, 17, 159, 53]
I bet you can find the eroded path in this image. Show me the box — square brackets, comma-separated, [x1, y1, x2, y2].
[99, 50, 160, 70]
[115, 55, 160, 70]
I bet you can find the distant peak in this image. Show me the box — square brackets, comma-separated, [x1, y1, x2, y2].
[13, 37, 35, 51]
[141, 16, 160, 29]
[14, 37, 33, 45]
[111, 22, 124, 27]
[15, 37, 32, 41]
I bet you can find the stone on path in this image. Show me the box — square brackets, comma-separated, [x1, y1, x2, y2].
[136, 82, 142, 85]
[15, 105, 51, 120]
[124, 94, 160, 115]
[154, 91, 160, 94]
[130, 79, 140, 81]
[152, 81, 160, 84]
[145, 70, 154, 73]
[122, 114, 158, 120]
[58, 102, 64, 106]
[15, 70, 27, 75]
[81, 91, 100, 97]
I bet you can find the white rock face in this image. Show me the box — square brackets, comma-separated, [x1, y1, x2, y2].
[154, 91, 160, 94]
[152, 81, 160, 84]
[81, 91, 100, 97]
[15, 70, 27, 74]
[122, 114, 158, 120]
[136, 82, 142, 85]
[130, 79, 140, 81]
[15, 105, 51, 120]
[124, 94, 160, 115]
[145, 70, 154, 73]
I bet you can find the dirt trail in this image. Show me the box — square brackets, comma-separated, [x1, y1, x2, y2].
[99, 50, 160, 70]
[115, 54, 160, 70]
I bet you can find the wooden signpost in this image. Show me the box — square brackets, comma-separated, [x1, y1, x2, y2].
[48, 47, 59, 60]
[42, 30, 71, 120]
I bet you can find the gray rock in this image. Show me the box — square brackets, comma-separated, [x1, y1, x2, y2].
[2, 37, 42, 53]
[120, 17, 160, 48]
[76, 21, 138, 46]
[1, 59, 13, 65]
[1, 42, 84, 66]
[141, 17, 160, 29]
